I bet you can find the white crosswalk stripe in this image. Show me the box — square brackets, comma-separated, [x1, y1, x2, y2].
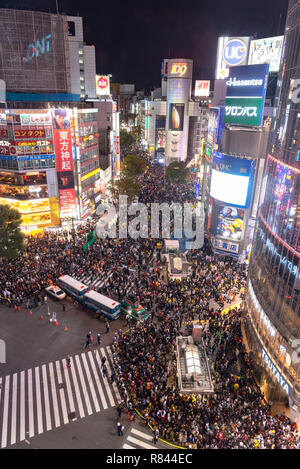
[75, 270, 113, 292]
[122, 428, 158, 450]
[0, 346, 119, 448]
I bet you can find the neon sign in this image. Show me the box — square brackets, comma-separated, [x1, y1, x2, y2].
[170, 63, 187, 76]
[261, 348, 289, 395]
[248, 280, 277, 337]
[26, 34, 52, 61]
[257, 225, 300, 280]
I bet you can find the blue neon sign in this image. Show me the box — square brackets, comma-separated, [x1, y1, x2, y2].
[26, 34, 52, 61]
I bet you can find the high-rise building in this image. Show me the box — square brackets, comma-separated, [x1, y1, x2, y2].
[0, 9, 96, 101]
[0, 8, 101, 232]
[245, 0, 300, 425]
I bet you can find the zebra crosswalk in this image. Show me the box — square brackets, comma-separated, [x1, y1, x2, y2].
[0, 346, 120, 449]
[122, 428, 158, 450]
[75, 271, 113, 290]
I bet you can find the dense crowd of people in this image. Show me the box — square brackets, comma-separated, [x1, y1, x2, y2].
[0, 161, 299, 449]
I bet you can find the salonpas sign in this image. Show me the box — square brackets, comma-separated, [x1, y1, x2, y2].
[224, 64, 269, 126]
[225, 97, 264, 126]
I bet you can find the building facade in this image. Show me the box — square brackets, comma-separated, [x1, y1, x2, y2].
[245, 0, 300, 425]
[0, 9, 96, 101]
[0, 106, 101, 232]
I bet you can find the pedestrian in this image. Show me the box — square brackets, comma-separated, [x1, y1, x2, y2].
[62, 303, 66, 312]
[66, 355, 71, 368]
[97, 333, 101, 346]
[110, 371, 115, 383]
[101, 356, 106, 366]
[117, 403, 122, 418]
[102, 365, 107, 378]
[106, 321, 110, 334]
[117, 422, 122, 436]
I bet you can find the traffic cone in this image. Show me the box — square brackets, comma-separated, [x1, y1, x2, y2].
[64, 327, 68, 332]
[14, 305, 17, 310]
[18, 306, 20, 311]
[56, 321, 59, 326]
[29, 310, 33, 315]
[40, 315, 43, 320]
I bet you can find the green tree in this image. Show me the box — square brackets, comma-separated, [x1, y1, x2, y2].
[165, 161, 189, 184]
[122, 153, 148, 178]
[120, 128, 135, 154]
[0, 204, 25, 258]
[131, 125, 142, 142]
[107, 176, 141, 203]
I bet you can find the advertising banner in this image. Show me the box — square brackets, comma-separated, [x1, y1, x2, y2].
[20, 113, 51, 126]
[14, 129, 46, 139]
[169, 103, 184, 131]
[224, 64, 269, 126]
[210, 153, 255, 207]
[52, 110, 76, 216]
[195, 80, 210, 97]
[248, 36, 284, 73]
[225, 97, 264, 126]
[216, 36, 250, 79]
[96, 75, 110, 96]
[213, 238, 240, 255]
[216, 205, 245, 241]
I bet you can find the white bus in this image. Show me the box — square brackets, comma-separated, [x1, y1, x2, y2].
[83, 290, 121, 320]
[57, 275, 89, 301]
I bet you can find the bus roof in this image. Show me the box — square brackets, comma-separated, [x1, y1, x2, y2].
[58, 275, 89, 292]
[84, 290, 120, 309]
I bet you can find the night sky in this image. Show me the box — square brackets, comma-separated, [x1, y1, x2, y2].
[1, 0, 289, 90]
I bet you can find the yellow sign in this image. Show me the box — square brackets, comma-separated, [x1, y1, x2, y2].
[170, 63, 187, 76]
[81, 168, 100, 182]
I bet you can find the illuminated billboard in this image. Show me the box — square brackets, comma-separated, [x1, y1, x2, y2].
[52, 109, 76, 217]
[224, 64, 269, 126]
[210, 153, 255, 207]
[96, 75, 110, 96]
[248, 36, 284, 73]
[216, 205, 245, 241]
[194, 80, 210, 97]
[216, 36, 250, 79]
[169, 104, 184, 131]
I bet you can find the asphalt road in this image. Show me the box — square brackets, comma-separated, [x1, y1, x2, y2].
[0, 297, 173, 451]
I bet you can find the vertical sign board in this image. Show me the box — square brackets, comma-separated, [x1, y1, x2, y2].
[224, 64, 269, 126]
[52, 110, 76, 217]
[96, 75, 110, 96]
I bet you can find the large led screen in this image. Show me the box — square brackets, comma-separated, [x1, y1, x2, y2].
[210, 169, 250, 207]
[169, 104, 184, 131]
[216, 205, 245, 240]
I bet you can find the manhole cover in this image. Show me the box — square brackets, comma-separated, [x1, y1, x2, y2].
[58, 383, 64, 389]
[68, 412, 76, 420]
